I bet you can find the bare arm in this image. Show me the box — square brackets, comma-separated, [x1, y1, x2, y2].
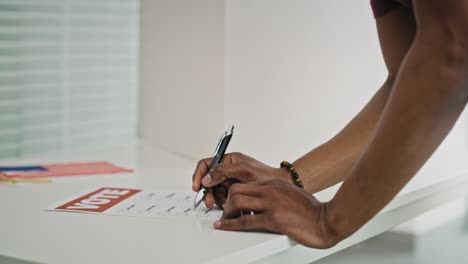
[210, 1, 468, 249]
[295, 7, 416, 194]
[327, 0, 468, 241]
[192, 7, 417, 207]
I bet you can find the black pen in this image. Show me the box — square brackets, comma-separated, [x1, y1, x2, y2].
[193, 125, 234, 208]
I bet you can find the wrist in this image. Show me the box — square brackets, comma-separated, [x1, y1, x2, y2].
[279, 161, 304, 189]
[318, 201, 345, 248]
[277, 167, 295, 185]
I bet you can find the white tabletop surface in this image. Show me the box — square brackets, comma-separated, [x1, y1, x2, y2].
[1, 142, 468, 264]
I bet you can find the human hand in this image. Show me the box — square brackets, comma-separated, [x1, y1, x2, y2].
[192, 152, 293, 209]
[213, 179, 338, 249]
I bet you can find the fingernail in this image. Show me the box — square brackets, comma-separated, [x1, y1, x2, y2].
[202, 174, 212, 186]
[213, 220, 222, 229]
[221, 203, 225, 209]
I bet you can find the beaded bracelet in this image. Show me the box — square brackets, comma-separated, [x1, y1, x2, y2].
[280, 161, 304, 189]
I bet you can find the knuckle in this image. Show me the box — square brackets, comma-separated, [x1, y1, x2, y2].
[230, 195, 243, 208]
[197, 159, 204, 165]
[230, 152, 246, 162]
[239, 216, 249, 227]
[237, 161, 253, 176]
[257, 187, 268, 198]
[196, 158, 208, 170]
[238, 160, 249, 167]
[222, 221, 232, 230]
[226, 152, 240, 162]
[229, 183, 242, 195]
[237, 160, 249, 167]
[232, 152, 242, 158]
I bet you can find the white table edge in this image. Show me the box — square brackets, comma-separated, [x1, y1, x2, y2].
[207, 171, 468, 264]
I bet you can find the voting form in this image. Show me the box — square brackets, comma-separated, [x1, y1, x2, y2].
[47, 187, 223, 221]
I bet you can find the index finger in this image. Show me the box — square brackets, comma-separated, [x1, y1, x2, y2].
[192, 157, 213, 192]
[214, 214, 269, 232]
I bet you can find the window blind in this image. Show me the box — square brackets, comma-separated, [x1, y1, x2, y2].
[0, 0, 138, 158]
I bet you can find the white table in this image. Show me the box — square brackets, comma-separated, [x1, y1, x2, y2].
[1, 143, 468, 264]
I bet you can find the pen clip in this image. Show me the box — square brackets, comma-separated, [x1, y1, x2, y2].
[213, 134, 225, 156]
[213, 125, 234, 155]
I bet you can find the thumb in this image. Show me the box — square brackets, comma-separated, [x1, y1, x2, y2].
[202, 162, 254, 187]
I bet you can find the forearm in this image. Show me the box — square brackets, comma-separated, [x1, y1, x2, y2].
[294, 80, 394, 194]
[294, 7, 418, 195]
[326, 33, 468, 241]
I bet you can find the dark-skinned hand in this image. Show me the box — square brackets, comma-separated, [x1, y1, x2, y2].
[213, 179, 336, 249]
[192, 152, 292, 209]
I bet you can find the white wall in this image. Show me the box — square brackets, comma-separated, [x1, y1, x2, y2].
[139, 0, 225, 160]
[140, 0, 467, 164]
[224, 0, 387, 164]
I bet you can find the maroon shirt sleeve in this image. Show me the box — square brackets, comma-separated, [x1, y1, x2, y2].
[370, 0, 401, 18]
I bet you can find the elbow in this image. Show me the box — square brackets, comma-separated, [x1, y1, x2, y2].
[381, 75, 397, 95]
[416, 26, 468, 102]
[385, 74, 397, 88]
[438, 44, 468, 103]
[439, 39, 468, 86]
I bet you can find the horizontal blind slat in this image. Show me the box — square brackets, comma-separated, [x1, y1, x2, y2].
[0, 0, 138, 158]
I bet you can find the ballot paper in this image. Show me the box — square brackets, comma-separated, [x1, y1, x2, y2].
[47, 187, 223, 221]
